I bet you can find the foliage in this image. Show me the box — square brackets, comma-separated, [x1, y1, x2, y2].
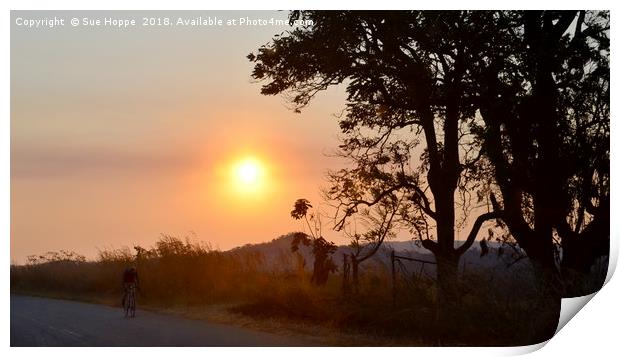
[291, 198, 312, 220]
[469, 11, 609, 294]
[250, 10, 610, 299]
[249, 12, 507, 303]
[13, 234, 268, 305]
[290, 199, 338, 285]
[10, 233, 571, 345]
[27, 250, 86, 265]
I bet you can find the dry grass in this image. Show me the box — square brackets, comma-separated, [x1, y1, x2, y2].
[11, 234, 559, 346]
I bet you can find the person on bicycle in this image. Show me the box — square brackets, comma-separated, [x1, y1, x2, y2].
[121, 266, 139, 307]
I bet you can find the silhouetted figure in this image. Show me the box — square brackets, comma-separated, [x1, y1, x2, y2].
[121, 266, 139, 307]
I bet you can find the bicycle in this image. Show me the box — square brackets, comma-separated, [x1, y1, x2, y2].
[123, 283, 136, 318]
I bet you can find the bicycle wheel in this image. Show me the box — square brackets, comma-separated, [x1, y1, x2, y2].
[124, 294, 130, 318]
[129, 287, 136, 317]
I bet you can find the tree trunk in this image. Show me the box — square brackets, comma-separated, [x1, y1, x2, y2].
[433, 250, 460, 340]
[435, 252, 459, 303]
[351, 255, 359, 294]
[341, 253, 351, 295]
[530, 259, 563, 343]
[560, 202, 609, 295]
[431, 189, 463, 338]
[431, 181, 458, 299]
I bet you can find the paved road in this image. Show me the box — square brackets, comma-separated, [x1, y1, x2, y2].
[11, 295, 314, 346]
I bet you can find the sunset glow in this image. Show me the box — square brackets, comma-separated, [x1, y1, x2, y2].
[10, 10, 344, 263]
[233, 157, 264, 191]
[9, 9, 610, 347]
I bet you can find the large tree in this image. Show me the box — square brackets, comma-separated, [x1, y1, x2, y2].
[472, 10, 610, 295]
[249, 11, 503, 305]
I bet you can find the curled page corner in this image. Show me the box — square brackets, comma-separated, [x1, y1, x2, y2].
[604, 238, 618, 286]
[515, 293, 600, 355]
[503, 294, 598, 355]
[553, 233, 617, 339]
[504, 341, 549, 355]
[555, 293, 596, 334]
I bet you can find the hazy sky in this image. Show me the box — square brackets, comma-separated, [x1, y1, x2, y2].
[11, 10, 348, 262]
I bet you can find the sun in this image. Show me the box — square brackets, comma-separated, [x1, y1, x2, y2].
[237, 160, 260, 184]
[232, 157, 265, 191]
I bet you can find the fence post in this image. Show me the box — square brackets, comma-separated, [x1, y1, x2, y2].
[391, 250, 396, 308]
[419, 262, 426, 279]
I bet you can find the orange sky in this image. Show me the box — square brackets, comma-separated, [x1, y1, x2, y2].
[10, 10, 492, 264]
[11, 10, 348, 263]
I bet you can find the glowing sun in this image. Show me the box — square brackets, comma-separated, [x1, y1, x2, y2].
[233, 157, 265, 191]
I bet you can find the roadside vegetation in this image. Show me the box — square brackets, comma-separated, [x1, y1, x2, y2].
[12, 234, 561, 346]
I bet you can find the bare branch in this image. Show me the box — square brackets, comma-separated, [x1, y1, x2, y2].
[456, 210, 503, 255]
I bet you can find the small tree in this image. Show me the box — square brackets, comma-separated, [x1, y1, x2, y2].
[340, 194, 402, 293]
[290, 199, 338, 285]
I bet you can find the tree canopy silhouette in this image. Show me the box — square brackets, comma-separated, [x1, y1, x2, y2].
[250, 9, 609, 307]
[470, 11, 609, 295]
[250, 11, 504, 305]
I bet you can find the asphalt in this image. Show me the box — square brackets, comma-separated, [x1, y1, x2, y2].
[10, 294, 314, 346]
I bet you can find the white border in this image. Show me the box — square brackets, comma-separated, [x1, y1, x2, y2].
[4, 1, 618, 356]
[2, 0, 617, 10]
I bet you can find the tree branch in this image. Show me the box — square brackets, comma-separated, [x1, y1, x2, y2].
[421, 238, 439, 254]
[357, 206, 398, 263]
[403, 182, 437, 220]
[456, 210, 503, 255]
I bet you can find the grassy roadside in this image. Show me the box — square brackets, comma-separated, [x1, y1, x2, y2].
[10, 237, 559, 346]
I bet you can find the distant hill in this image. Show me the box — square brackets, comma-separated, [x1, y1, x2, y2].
[227, 233, 533, 280]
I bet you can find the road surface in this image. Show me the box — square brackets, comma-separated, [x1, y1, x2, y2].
[11, 295, 315, 346]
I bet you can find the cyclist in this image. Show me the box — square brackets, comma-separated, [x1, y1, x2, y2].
[121, 266, 139, 308]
